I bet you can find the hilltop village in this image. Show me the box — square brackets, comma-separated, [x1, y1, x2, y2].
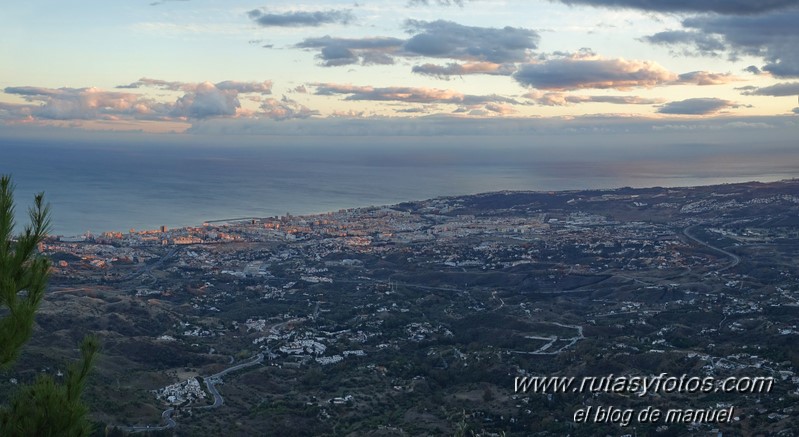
[11, 180, 799, 436]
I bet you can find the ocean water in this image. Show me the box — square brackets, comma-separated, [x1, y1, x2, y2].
[2, 137, 796, 236]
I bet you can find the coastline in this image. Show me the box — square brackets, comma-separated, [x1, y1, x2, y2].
[53, 177, 798, 239]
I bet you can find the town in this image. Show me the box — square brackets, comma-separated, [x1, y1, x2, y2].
[9, 179, 799, 436]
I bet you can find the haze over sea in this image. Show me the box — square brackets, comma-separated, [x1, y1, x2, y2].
[3, 137, 797, 236]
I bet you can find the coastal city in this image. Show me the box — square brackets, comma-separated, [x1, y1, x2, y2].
[16, 179, 799, 435]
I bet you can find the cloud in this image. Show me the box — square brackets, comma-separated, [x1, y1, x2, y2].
[411, 61, 516, 78]
[312, 83, 519, 105]
[0, 101, 37, 122]
[744, 65, 763, 75]
[642, 31, 725, 57]
[684, 11, 799, 77]
[313, 83, 462, 103]
[483, 102, 517, 115]
[116, 78, 189, 91]
[741, 82, 799, 96]
[551, 0, 799, 15]
[644, 11, 799, 78]
[296, 20, 538, 69]
[676, 71, 740, 85]
[395, 107, 429, 113]
[171, 81, 241, 118]
[296, 36, 404, 66]
[260, 96, 319, 120]
[215, 80, 273, 94]
[149, 0, 189, 6]
[513, 57, 676, 90]
[247, 9, 353, 27]
[117, 78, 272, 94]
[4, 80, 275, 122]
[3, 86, 158, 120]
[184, 114, 799, 139]
[403, 20, 538, 63]
[407, 0, 466, 6]
[524, 91, 664, 106]
[657, 98, 738, 115]
[312, 83, 521, 116]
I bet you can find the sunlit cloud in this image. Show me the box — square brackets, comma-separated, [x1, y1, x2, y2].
[676, 71, 741, 86]
[412, 62, 516, 78]
[3, 79, 278, 123]
[514, 57, 676, 90]
[260, 96, 319, 120]
[524, 91, 664, 106]
[657, 98, 741, 115]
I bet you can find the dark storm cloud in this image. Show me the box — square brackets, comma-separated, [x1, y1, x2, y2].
[553, 0, 799, 15]
[513, 58, 675, 90]
[247, 9, 353, 27]
[740, 82, 799, 96]
[403, 20, 538, 63]
[657, 98, 737, 115]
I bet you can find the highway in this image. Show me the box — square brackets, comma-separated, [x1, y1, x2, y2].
[683, 224, 740, 272]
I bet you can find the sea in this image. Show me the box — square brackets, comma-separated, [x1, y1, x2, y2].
[2, 136, 797, 236]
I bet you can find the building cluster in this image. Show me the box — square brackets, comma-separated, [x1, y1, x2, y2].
[153, 378, 206, 406]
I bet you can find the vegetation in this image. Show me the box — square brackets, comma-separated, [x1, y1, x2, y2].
[0, 175, 99, 436]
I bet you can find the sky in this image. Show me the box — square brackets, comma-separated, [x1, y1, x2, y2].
[1, 0, 798, 138]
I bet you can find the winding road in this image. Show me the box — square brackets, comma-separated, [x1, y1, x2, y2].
[683, 224, 740, 272]
[119, 353, 263, 433]
[199, 353, 264, 409]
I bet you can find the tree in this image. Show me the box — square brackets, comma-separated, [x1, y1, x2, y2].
[0, 175, 99, 436]
[0, 175, 51, 368]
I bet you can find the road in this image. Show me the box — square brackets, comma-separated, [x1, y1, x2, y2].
[118, 408, 176, 433]
[200, 353, 264, 409]
[683, 225, 740, 272]
[115, 246, 180, 283]
[119, 353, 263, 432]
